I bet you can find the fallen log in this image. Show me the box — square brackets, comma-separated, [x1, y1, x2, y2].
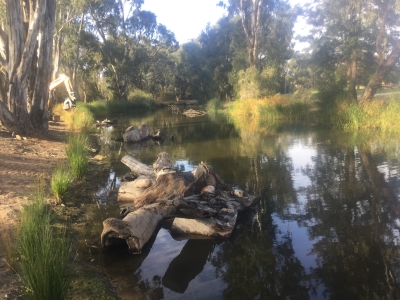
[101, 152, 260, 253]
[101, 192, 259, 253]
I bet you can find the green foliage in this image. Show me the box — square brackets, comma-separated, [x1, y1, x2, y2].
[65, 133, 89, 180]
[316, 92, 400, 133]
[237, 67, 261, 100]
[206, 98, 223, 114]
[51, 165, 73, 202]
[18, 186, 71, 300]
[84, 97, 155, 120]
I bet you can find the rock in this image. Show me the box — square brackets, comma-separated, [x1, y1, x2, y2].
[15, 135, 22, 140]
[122, 124, 150, 142]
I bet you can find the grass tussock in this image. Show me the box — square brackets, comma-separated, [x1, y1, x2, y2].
[51, 165, 73, 202]
[65, 133, 89, 180]
[228, 94, 312, 123]
[18, 186, 71, 300]
[52, 103, 94, 133]
[319, 93, 400, 133]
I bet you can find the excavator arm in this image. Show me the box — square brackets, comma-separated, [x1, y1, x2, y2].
[49, 74, 76, 110]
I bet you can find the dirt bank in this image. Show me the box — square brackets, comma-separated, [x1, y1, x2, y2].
[0, 121, 69, 299]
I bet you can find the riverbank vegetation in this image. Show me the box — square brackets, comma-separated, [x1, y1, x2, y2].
[18, 186, 71, 300]
[1, 1, 399, 135]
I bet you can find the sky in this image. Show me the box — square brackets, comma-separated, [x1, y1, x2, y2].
[141, 0, 226, 44]
[141, 0, 311, 48]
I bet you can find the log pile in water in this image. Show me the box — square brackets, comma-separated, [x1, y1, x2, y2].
[101, 152, 260, 254]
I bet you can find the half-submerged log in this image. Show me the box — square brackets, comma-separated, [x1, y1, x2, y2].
[101, 152, 260, 253]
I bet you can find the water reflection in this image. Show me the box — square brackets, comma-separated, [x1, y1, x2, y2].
[162, 239, 216, 293]
[79, 108, 400, 299]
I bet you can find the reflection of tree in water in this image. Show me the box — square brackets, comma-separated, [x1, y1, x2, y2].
[304, 146, 400, 299]
[211, 212, 310, 300]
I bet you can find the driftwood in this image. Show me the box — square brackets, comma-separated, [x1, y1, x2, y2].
[101, 152, 260, 254]
[182, 109, 207, 117]
[95, 118, 118, 127]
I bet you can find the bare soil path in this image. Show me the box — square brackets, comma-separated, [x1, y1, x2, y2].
[0, 121, 68, 299]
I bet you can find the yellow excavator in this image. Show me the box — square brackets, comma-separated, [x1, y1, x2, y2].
[48, 74, 76, 110]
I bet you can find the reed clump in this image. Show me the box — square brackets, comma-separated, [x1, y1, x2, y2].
[18, 186, 71, 300]
[51, 165, 73, 202]
[322, 94, 400, 133]
[65, 133, 89, 180]
[228, 94, 311, 123]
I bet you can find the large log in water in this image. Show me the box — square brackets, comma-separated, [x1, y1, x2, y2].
[101, 152, 260, 253]
[101, 192, 259, 253]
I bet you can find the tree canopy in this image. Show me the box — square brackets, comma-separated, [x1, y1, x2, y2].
[0, 0, 399, 132]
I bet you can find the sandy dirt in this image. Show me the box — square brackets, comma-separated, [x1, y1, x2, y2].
[0, 121, 69, 299]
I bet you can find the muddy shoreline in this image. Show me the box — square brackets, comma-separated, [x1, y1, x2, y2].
[0, 121, 118, 299]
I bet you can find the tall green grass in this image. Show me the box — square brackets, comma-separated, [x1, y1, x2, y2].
[18, 186, 71, 300]
[85, 93, 155, 119]
[65, 133, 88, 180]
[228, 94, 312, 129]
[51, 165, 73, 202]
[316, 92, 400, 133]
[52, 103, 94, 133]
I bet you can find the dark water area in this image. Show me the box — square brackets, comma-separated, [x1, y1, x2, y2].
[75, 107, 400, 300]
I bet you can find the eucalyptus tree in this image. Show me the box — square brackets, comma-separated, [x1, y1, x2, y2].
[219, 0, 296, 69]
[359, 0, 400, 104]
[217, 0, 297, 98]
[305, 0, 400, 103]
[0, 0, 56, 132]
[174, 42, 212, 102]
[86, 0, 177, 100]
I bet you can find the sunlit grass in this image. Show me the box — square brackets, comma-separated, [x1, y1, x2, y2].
[321, 93, 400, 133]
[18, 186, 71, 300]
[228, 94, 312, 126]
[51, 165, 73, 202]
[52, 103, 94, 133]
[65, 133, 89, 180]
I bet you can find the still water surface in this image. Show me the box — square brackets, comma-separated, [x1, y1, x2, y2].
[76, 108, 400, 300]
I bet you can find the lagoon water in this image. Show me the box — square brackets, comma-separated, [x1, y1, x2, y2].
[76, 107, 400, 299]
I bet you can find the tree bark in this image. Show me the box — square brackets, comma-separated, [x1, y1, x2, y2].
[31, 0, 55, 129]
[239, 0, 263, 67]
[359, 42, 400, 105]
[0, 0, 51, 133]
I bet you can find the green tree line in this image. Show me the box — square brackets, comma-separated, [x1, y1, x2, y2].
[0, 0, 399, 132]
